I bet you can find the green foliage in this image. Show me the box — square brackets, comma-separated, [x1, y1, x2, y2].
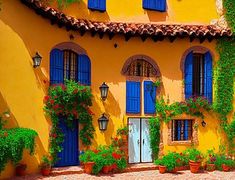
[224, 0, 235, 32]
[183, 148, 203, 162]
[214, 154, 235, 170]
[0, 128, 38, 173]
[213, 0, 235, 151]
[206, 149, 217, 164]
[149, 117, 160, 159]
[156, 96, 211, 124]
[116, 126, 129, 136]
[40, 0, 80, 9]
[154, 152, 181, 171]
[40, 155, 52, 169]
[44, 80, 95, 164]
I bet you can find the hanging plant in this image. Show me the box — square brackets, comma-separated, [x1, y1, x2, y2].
[44, 80, 95, 164]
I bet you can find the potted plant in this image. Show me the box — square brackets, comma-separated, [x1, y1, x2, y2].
[206, 149, 216, 172]
[221, 157, 234, 172]
[117, 126, 129, 141]
[154, 152, 180, 173]
[40, 155, 52, 176]
[184, 148, 203, 173]
[79, 150, 96, 174]
[15, 163, 27, 176]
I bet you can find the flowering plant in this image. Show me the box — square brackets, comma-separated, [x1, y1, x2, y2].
[206, 149, 216, 164]
[183, 148, 203, 162]
[117, 126, 129, 136]
[44, 80, 95, 164]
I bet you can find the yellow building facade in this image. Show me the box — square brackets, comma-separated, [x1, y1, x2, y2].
[0, 0, 233, 178]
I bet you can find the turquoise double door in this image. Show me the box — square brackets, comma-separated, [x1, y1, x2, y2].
[128, 118, 152, 163]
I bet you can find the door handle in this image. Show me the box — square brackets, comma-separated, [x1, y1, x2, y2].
[137, 139, 140, 145]
[143, 139, 145, 144]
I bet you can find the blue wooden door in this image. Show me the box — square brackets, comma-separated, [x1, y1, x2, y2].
[55, 117, 79, 167]
[128, 118, 141, 163]
[141, 118, 152, 162]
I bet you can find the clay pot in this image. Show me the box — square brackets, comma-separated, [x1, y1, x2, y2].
[189, 160, 201, 173]
[15, 164, 27, 176]
[84, 162, 95, 174]
[222, 164, 230, 172]
[206, 164, 215, 172]
[102, 166, 110, 174]
[159, 165, 166, 174]
[41, 168, 51, 176]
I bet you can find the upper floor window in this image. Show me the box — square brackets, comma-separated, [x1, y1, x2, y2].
[50, 49, 91, 86]
[184, 51, 212, 103]
[126, 59, 158, 77]
[88, 0, 106, 12]
[143, 0, 166, 12]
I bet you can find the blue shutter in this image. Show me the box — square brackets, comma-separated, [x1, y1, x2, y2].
[184, 120, 188, 140]
[143, 0, 166, 12]
[144, 81, 156, 114]
[77, 55, 91, 86]
[88, 0, 106, 12]
[204, 52, 213, 103]
[50, 49, 64, 85]
[184, 51, 193, 99]
[126, 81, 141, 114]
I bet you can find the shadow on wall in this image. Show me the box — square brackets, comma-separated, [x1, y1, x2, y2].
[145, 10, 168, 22]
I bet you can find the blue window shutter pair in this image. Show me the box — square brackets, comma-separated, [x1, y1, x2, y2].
[77, 55, 91, 86]
[144, 81, 156, 114]
[50, 50, 91, 86]
[88, 0, 106, 12]
[204, 52, 213, 103]
[126, 81, 156, 114]
[184, 51, 212, 103]
[143, 0, 166, 12]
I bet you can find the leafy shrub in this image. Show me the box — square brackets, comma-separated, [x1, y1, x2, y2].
[0, 128, 38, 172]
[183, 148, 203, 162]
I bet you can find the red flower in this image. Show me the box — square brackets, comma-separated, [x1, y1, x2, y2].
[112, 153, 121, 160]
[87, 108, 94, 115]
[93, 149, 99, 154]
[72, 110, 78, 118]
[81, 88, 87, 93]
[73, 89, 78, 94]
[60, 84, 66, 91]
[114, 137, 118, 141]
[50, 100, 55, 104]
[43, 96, 50, 103]
[53, 104, 60, 110]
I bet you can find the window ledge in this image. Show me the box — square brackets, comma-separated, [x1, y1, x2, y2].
[168, 140, 193, 146]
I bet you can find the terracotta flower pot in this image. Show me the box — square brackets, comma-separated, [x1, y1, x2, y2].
[159, 165, 166, 174]
[41, 168, 51, 176]
[206, 164, 215, 172]
[102, 165, 110, 174]
[84, 162, 95, 174]
[189, 160, 201, 173]
[15, 164, 27, 176]
[222, 164, 230, 172]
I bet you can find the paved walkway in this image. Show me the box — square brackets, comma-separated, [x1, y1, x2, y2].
[11, 170, 235, 180]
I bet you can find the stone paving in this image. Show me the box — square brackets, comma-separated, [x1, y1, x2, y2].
[11, 170, 235, 180]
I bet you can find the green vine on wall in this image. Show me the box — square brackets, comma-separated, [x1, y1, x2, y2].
[44, 80, 95, 164]
[213, 0, 235, 151]
[40, 0, 80, 9]
[149, 96, 212, 159]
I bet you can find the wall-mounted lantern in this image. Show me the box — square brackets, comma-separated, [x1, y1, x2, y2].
[99, 82, 109, 101]
[32, 52, 42, 68]
[201, 120, 206, 127]
[98, 113, 109, 131]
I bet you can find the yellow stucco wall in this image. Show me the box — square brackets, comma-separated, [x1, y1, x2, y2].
[0, 0, 232, 179]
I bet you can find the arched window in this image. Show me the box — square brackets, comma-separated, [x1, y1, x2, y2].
[50, 48, 91, 86]
[123, 56, 160, 115]
[125, 59, 158, 77]
[184, 51, 212, 103]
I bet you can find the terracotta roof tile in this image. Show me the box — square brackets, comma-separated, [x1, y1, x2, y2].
[21, 0, 233, 41]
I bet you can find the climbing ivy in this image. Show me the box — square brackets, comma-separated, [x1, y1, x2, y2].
[40, 0, 80, 9]
[214, 0, 235, 151]
[149, 117, 160, 159]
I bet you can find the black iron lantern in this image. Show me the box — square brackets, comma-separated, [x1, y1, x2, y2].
[32, 52, 42, 68]
[98, 113, 109, 131]
[99, 82, 109, 101]
[201, 120, 206, 127]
